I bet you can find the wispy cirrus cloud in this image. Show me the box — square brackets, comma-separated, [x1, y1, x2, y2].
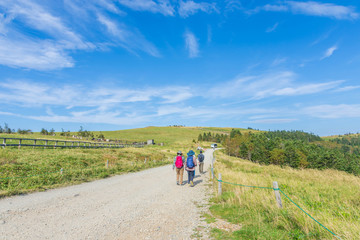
[178, 0, 218, 18]
[184, 31, 199, 58]
[209, 71, 346, 100]
[0, 0, 91, 49]
[0, 0, 91, 70]
[118, 0, 175, 16]
[0, 38, 75, 70]
[266, 22, 279, 33]
[0, 80, 193, 108]
[271, 57, 287, 66]
[334, 86, 360, 92]
[251, 1, 358, 20]
[97, 14, 160, 57]
[244, 118, 297, 124]
[321, 45, 338, 60]
[303, 104, 360, 118]
[210, 71, 295, 99]
[0, 79, 198, 125]
[0, 0, 161, 70]
[225, 0, 243, 12]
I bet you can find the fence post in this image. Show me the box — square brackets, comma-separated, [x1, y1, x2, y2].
[54, 141, 57, 149]
[33, 140, 36, 149]
[273, 181, 283, 208]
[218, 173, 222, 195]
[106, 160, 109, 169]
[3, 138, 6, 149]
[45, 140, 48, 149]
[18, 139, 22, 149]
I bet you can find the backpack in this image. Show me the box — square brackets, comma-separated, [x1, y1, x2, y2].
[186, 156, 194, 168]
[175, 156, 183, 168]
[198, 153, 204, 162]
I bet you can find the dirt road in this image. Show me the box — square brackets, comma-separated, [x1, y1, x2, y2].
[0, 149, 214, 239]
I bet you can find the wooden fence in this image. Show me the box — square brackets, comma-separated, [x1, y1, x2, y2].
[0, 137, 144, 149]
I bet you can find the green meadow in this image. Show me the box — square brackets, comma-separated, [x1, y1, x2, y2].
[1, 126, 360, 240]
[0, 126, 233, 197]
[209, 150, 360, 240]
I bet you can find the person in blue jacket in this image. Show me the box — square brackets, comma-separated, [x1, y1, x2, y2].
[185, 150, 197, 187]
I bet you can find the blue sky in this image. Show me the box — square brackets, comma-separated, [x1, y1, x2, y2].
[1, 0, 360, 136]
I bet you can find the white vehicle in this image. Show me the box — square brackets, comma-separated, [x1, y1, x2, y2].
[211, 143, 217, 148]
[197, 146, 202, 150]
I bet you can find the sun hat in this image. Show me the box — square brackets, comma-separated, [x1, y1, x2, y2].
[187, 150, 195, 156]
[177, 151, 182, 154]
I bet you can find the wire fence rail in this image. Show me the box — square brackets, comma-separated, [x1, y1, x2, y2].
[210, 156, 341, 240]
[0, 137, 144, 149]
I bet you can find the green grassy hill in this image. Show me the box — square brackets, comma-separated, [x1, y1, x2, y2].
[209, 150, 360, 239]
[0, 126, 238, 197]
[1, 126, 359, 239]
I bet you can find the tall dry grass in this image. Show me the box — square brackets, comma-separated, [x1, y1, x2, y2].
[210, 150, 360, 239]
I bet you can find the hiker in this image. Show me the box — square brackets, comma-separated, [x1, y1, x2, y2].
[198, 150, 205, 174]
[185, 150, 197, 187]
[173, 151, 185, 185]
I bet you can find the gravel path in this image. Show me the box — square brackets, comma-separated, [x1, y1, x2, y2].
[0, 149, 214, 240]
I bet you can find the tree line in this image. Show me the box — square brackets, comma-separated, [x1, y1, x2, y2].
[0, 123, 32, 134]
[198, 132, 227, 143]
[200, 129, 360, 176]
[1, 124, 105, 139]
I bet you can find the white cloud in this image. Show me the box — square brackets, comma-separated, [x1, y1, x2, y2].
[0, 80, 195, 109]
[271, 57, 287, 66]
[256, 1, 358, 20]
[287, 1, 358, 20]
[303, 104, 360, 118]
[96, 0, 125, 14]
[272, 80, 343, 96]
[334, 86, 360, 92]
[0, 0, 91, 70]
[179, 0, 218, 18]
[117, 0, 175, 16]
[209, 71, 346, 100]
[207, 25, 212, 43]
[225, 0, 243, 12]
[321, 45, 337, 60]
[96, 14, 160, 57]
[161, 88, 193, 103]
[263, 4, 288, 12]
[97, 14, 124, 37]
[27, 111, 152, 125]
[0, 111, 17, 116]
[1, 0, 90, 49]
[266, 22, 279, 33]
[210, 71, 295, 99]
[0, 0, 161, 70]
[0, 78, 285, 125]
[184, 31, 199, 58]
[0, 38, 74, 70]
[244, 118, 297, 124]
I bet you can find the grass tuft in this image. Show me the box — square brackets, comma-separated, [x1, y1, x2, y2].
[209, 150, 360, 239]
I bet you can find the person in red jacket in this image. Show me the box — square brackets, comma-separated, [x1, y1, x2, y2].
[173, 151, 185, 185]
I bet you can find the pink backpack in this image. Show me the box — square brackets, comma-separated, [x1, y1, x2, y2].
[175, 156, 183, 168]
